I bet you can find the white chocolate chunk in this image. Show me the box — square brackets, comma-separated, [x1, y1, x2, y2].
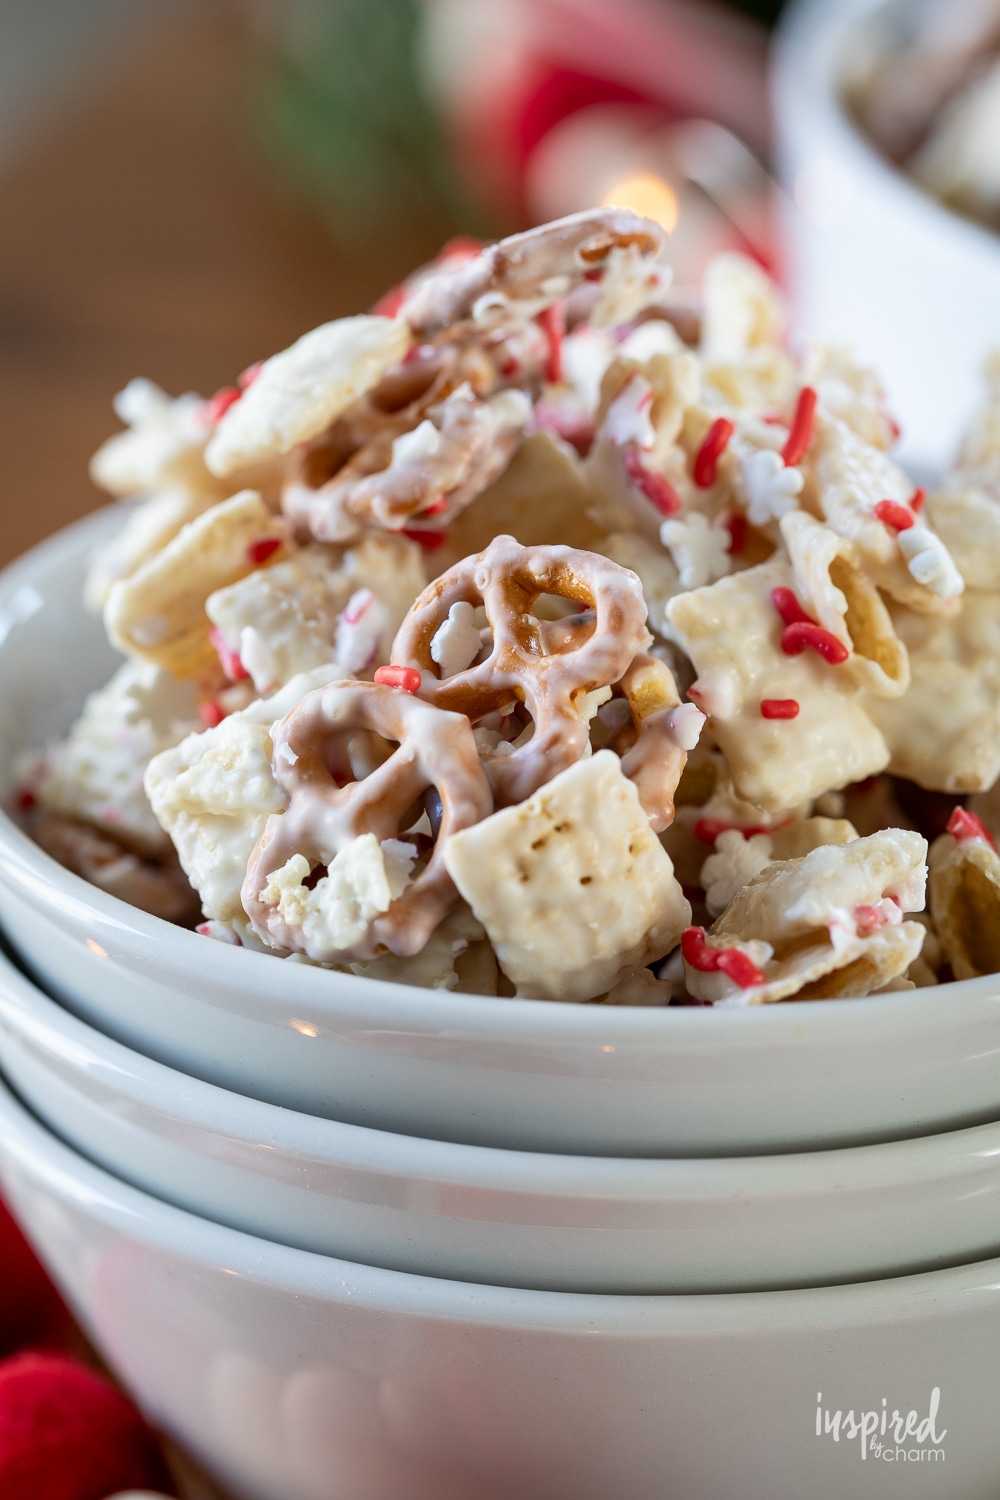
[443, 750, 690, 1001]
[26, 662, 201, 857]
[105, 491, 287, 679]
[208, 546, 354, 695]
[260, 835, 415, 963]
[206, 316, 412, 476]
[145, 665, 343, 922]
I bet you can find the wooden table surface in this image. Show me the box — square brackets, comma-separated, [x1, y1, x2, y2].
[0, 0, 441, 569]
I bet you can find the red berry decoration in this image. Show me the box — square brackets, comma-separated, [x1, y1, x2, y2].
[0, 1352, 170, 1500]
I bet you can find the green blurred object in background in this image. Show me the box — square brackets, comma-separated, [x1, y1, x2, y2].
[253, 0, 487, 253]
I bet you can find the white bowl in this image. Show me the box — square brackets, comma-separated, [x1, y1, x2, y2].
[774, 0, 1000, 477]
[3, 504, 1000, 1158]
[1, 1067, 997, 1500]
[7, 937, 1000, 1294]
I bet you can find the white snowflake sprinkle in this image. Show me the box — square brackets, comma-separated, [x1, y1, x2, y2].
[701, 829, 774, 917]
[740, 446, 803, 527]
[659, 513, 733, 590]
[430, 600, 482, 679]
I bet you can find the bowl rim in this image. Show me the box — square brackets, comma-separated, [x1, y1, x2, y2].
[5, 1058, 1000, 1328]
[1, 492, 995, 1052]
[774, 0, 1000, 263]
[6, 931, 1000, 1194]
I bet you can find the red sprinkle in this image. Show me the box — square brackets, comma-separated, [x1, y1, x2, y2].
[681, 926, 716, 970]
[499, 355, 520, 378]
[909, 486, 927, 515]
[374, 665, 422, 693]
[206, 386, 241, 424]
[16, 789, 36, 811]
[238, 360, 264, 389]
[947, 806, 998, 851]
[208, 626, 250, 682]
[199, 699, 227, 729]
[681, 926, 765, 987]
[781, 386, 817, 467]
[770, 585, 813, 628]
[854, 903, 888, 937]
[401, 527, 447, 550]
[780, 620, 850, 665]
[246, 536, 282, 566]
[693, 417, 735, 488]
[623, 447, 682, 516]
[419, 497, 448, 517]
[760, 698, 800, 719]
[694, 818, 772, 846]
[873, 499, 915, 532]
[724, 512, 747, 555]
[196, 922, 213, 935]
[536, 302, 566, 384]
[717, 948, 767, 987]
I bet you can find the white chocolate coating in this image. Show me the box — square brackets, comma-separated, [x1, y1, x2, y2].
[443, 751, 690, 1001]
[206, 316, 412, 476]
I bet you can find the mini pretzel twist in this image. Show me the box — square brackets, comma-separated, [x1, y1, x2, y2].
[242, 681, 493, 960]
[398, 208, 667, 336]
[391, 535, 650, 804]
[282, 337, 531, 541]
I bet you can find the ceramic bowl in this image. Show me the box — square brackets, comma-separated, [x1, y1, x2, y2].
[3, 504, 1000, 1159]
[1, 1066, 997, 1500]
[774, 0, 1000, 478]
[6, 936, 1000, 1293]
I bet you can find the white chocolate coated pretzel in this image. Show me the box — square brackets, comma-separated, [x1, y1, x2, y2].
[391, 535, 650, 804]
[242, 681, 492, 960]
[398, 208, 667, 336]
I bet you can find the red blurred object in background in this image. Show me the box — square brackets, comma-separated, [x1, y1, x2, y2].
[420, 0, 777, 277]
[0, 1351, 172, 1500]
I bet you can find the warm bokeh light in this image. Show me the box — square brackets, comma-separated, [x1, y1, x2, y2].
[601, 172, 680, 232]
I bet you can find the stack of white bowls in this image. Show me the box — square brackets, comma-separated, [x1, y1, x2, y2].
[1, 507, 999, 1499]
